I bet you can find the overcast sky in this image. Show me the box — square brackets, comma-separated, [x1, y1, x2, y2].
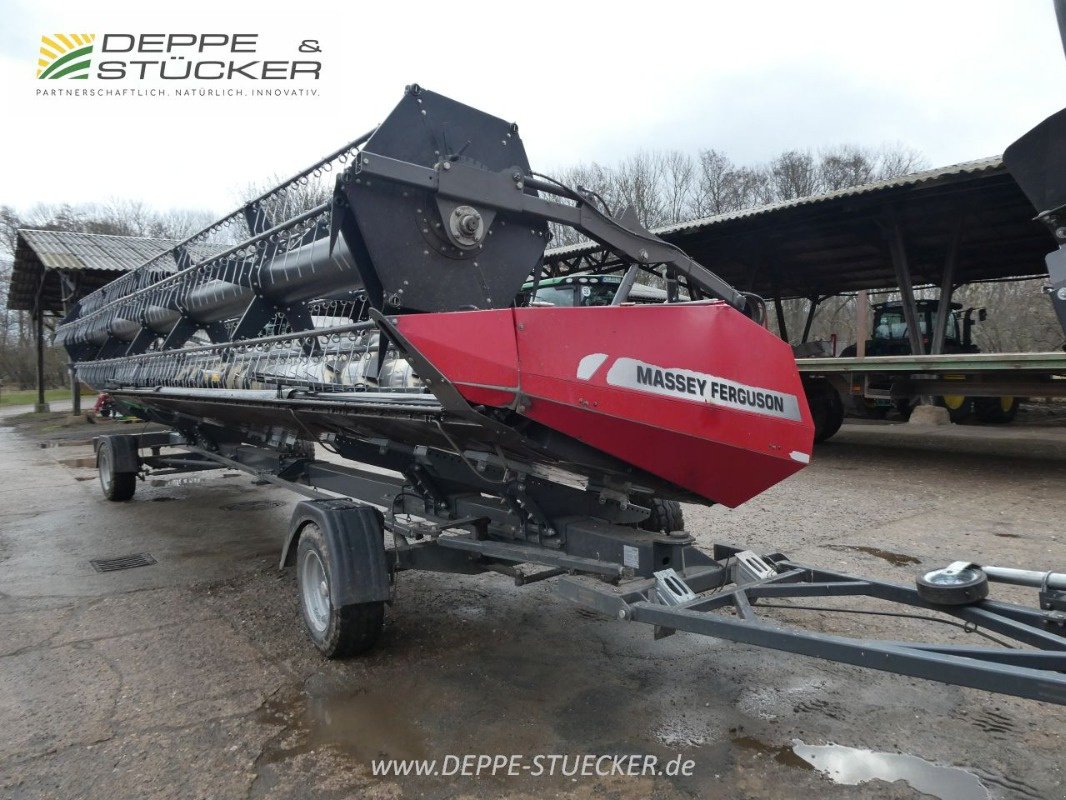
[2, 0, 1064, 217]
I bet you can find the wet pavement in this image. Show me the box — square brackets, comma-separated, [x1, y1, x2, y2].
[0, 408, 1064, 799]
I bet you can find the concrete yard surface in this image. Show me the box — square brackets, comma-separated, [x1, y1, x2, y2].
[0, 411, 1064, 799]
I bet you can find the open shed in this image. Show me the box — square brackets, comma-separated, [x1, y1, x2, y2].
[542, 157, 1056, 354]
[7, 230, 178, 411]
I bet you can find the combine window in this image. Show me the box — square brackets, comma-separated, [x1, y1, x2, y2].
[531, 281, 618, 307]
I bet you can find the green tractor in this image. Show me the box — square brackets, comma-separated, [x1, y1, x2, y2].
[518, 274, 666, 307]
[840, 299, 1018, 423]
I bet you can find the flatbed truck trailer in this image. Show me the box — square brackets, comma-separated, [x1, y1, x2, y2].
[798, 350, 1066, 441]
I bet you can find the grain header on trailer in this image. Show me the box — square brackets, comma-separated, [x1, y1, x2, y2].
[51, 86, 1066, 705]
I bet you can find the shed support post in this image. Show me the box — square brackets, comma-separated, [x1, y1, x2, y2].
[773, 293, 789, 343]
[59, 269, 80, 415]
[769, 260, 789, 343]
[801, 296, 821, 344]
[885, 214, 925, 356]
[34, 310, 48, 413]
[855, 290, 869, 359]
[70, 367, 81, 416]
[32, 267, 49, 414]
[930, 216, 963, 356]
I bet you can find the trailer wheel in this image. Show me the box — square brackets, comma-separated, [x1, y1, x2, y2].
[974, 396, 1018, 423]
[639, 499, 685, 533]
[916, 565, 989, 605]
[806, 380, 844, 442]
[97, 438, 136, 502]
[296, 522, 384, 658]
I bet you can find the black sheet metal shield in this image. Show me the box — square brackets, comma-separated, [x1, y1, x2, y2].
[1004, 107, 1066, 213]
[343, 86, 549, 311]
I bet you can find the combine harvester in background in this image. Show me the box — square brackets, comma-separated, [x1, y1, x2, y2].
[53, 87, 1066, 704]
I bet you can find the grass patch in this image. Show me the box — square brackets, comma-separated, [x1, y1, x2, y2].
[0, 388, 77, 407]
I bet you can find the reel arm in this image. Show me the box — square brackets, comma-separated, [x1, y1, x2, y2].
[346, 152, 752, 314]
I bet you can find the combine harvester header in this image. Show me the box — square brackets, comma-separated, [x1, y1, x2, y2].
[52, 86, 1066, 705]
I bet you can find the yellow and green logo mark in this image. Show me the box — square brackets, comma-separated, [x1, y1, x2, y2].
[37, 34, 95, 80]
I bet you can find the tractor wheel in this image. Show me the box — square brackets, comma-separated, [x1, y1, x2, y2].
[639, 499, 685, 534]
[974, 396, 1019, 424]
[296, 522, 384, 658]
[936, 394, 973, 423]
[97, 438, 136, 502]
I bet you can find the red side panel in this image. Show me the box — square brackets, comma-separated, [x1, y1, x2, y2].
[396, 303, 813, 507]
[397, 308, 519, 407]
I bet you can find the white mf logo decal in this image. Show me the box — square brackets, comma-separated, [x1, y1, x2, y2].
[577, 355, 801, 421]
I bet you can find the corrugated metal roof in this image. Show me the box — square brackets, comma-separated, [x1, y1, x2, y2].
[545, 156, 1005, 261]
[16, 229, 178, 272]
[8, 229, 188, 313]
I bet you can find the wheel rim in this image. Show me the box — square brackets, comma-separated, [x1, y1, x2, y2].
[300, 547, 330, 634]
[98, 448, 112, 495]
[942, 394, 966, 411]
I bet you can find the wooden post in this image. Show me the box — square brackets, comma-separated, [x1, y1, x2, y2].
[34, 309, 48, 413]
[70, 366, 81, 415]
[59, 270, 81, 415]
[856, 290, 869, 359]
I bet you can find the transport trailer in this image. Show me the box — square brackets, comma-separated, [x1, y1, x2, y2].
[798, 350, 1066, 438]
[52, 86, 1066, 705]
[795, 295, 1066, 436]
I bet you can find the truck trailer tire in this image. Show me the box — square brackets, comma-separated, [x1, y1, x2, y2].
[296, 521, 384, 658]
[97, 438, 137, 502]
[806, 380, 845, 442]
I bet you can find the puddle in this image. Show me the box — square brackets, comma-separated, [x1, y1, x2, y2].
[734, 737, 988, 799]
[794, 742, 989, 799]
[151, 496, 179, 502]
[827, 544, 920, 567]
[257, 683, 428, 766]
[733, 736, 816, 770]
[59, 456, 97, 468]
[993, 533, 1022, 539]
[39, 439, 93, 449]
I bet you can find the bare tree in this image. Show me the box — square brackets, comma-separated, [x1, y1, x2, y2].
[770, 150, 820, 200]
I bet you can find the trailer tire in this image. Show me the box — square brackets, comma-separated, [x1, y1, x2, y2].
[916, 565, 989, 606]
[639, 498, 685, 533]
[97, 438, 136, 502]
[807, 380, 844, 442]
[974, 396, 1018, 423]
[296, 522, 384, 658]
